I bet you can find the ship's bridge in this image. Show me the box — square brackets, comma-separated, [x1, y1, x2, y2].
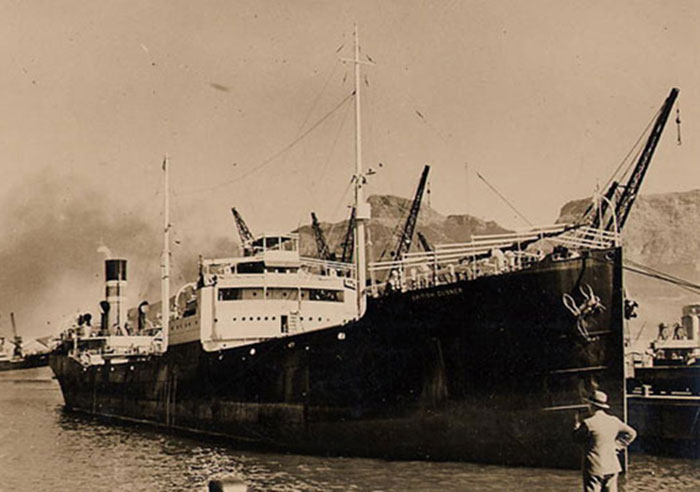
[244, 233, 298, 260]
[222, 233, 301, 273]
[189, 231, 356, 351]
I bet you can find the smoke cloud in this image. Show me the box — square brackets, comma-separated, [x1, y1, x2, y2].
[0, 168, 233, 340]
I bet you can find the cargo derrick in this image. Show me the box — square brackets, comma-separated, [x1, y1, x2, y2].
[388, 165, 430, 275]
[586, 88, 679, 233]
[231, 207, 255, 254]
[382, 164, 430, 286]
[339, 206, 356, 264]
[311, 212, 336, 261]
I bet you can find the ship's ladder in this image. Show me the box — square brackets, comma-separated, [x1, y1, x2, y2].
[288, 311, 300, 334]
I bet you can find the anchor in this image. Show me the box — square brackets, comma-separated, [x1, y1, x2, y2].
[563, 284, 606, 342]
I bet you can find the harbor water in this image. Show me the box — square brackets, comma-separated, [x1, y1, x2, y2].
[1, 368, 698, 491]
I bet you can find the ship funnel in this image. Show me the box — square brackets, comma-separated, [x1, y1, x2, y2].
[105, 259, 127, 335]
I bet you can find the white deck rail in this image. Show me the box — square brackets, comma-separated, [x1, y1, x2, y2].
[368, 224, 619, 295]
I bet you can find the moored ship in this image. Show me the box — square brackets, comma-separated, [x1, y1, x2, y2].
[627, 304, 700, 457]
[0, 312, 49, 372]
[49, 30, 679, 469]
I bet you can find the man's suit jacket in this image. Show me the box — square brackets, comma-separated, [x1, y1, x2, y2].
[573, 410, 637, 476]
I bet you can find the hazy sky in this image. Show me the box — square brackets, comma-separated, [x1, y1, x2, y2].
[1, 0, 699, 336]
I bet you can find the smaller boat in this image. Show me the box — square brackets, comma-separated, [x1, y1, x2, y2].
[0, 312, 50, 372]
[626, 304, 700, 457]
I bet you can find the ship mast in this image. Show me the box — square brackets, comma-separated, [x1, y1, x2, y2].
[351, 24, 369, 318]
[161, 155, 170, 350]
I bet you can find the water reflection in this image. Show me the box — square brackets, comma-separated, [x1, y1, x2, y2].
[1, 373, 698, 491]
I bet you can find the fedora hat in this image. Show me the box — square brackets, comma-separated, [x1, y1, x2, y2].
[585, 390, 610, 409]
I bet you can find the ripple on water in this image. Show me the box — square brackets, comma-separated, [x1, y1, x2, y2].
[0, 376, 698, 491]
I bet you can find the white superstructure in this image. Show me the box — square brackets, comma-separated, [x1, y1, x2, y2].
[168, 233, 357, 351]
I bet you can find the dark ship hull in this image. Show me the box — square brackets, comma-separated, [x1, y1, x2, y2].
[627, 366, 700, 457]
[0, 353, 49, 372]
[50, 247, 625, 469]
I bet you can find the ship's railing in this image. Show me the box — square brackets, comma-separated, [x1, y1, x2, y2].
[200, 256, 354, 279]
[68, 335, 162, 365]
[299, 257, 355, 277]
[552, 226, 619, 250]
[368, 223, 618, 295]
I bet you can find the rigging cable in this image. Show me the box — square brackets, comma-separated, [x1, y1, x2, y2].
[177, 92, 354, 196]
[475, 171, 533, 226]
[314, 91, 353, 192]
[599, 108, 661, 194]
[623, 259, 700, 294]
[297, 59, 341, 134]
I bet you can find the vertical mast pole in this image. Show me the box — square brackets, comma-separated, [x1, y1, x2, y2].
[353, 24, 367, 318]
[10, 312, 17, 339]
[162, 155, 170, 350]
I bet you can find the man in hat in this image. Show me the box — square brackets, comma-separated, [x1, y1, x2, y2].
[573, 390, 637, 492]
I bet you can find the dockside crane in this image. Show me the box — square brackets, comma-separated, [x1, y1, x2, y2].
[311, 212, 336, 261]
[339, 206, 356, 263]
[586, 88, 679, 233]
[231, 207, 255, 252]
[391, 165, 431, 261]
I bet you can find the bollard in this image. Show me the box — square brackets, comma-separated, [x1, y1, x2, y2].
[208, 476, 249, 492]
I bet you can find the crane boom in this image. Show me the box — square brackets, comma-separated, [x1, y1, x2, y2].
[231, 208, 255, 248]
[392, 165, 431, 260]
[612, 88, 678, 232]
[311, 212, 334, 261]
[340, 206, 356, 263]
[587, 88, 678, 232]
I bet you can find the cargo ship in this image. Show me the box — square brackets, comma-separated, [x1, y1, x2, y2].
[0, 350, 49, 372]
[627, 304, 700, 457]
[49, 30, 678, 469]
[0, 312, 49, 372]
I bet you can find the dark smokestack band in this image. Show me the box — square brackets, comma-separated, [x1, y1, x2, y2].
[105, 259, 127, 281]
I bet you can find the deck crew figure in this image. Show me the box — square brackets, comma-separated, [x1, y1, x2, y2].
[573, 390, 636, 492]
